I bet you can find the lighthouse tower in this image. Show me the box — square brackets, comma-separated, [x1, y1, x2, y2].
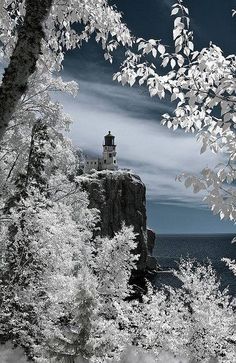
[102, 131, 118, 170]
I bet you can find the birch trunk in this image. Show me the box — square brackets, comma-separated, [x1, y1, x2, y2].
[0, 0, 53, 142]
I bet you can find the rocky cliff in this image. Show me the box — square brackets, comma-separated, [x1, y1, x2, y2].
[80, 170, 158, 277]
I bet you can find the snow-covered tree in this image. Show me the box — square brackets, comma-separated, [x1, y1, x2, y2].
[30, 226, 136, 363]
[124, 260, 235, 363]
[0, 121, 138, 361]
[0, 1, 136, 360]
[0, 2, 235, 363]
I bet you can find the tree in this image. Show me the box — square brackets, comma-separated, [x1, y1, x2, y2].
[35, 226, 137, 363]
[0, 0, 53, 140]
[1, 2, 236, 362]
[114, 0, 236, 223]
[0, 0, 133, 141]
[0, 2, 135, 359]
[124, 260, 235, 363]
[0, 118, 139, 362]
[0, 117, 94, 358]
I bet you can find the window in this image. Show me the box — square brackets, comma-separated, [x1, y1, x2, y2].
[87, 162, 89, 164]
[114, 160, 116, 164]
[95, 162, 96, 164]
[109, 153, 112, 157]
[104, 160, 106, 163]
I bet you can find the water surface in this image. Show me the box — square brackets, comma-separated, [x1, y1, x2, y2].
[152, 234, 236, 296]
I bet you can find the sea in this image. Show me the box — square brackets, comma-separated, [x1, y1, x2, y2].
[152, 234, 236, 296]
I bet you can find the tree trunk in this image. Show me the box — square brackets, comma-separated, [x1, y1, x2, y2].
[0, 0, 53, 142]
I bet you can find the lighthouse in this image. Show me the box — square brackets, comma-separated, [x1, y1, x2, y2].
[102, 131, 117, 170]
[84, 131, 118, 173]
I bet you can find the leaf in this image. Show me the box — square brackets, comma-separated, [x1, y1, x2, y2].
[191, 51, 199, 60]
[158, 44, 166, 55]
[188, 41, 194, 51]
[170, 58, 176, 69]
[171, 8, 179, 16]
[149, 39, 156, 45]
[183, 47, 190, 56]
[183, 6, 189, 15]
[175, 44, 182, 53]
[173, 27, 181, 40]
[162, 57, 169, 67]
[174, 17, 182, 27]
[144, 43, 152, 54]
[177, 55, 184, 67]
[138, 42, 145, 51]
[224, 113, 232, 122]
[152, 48, 157, 58]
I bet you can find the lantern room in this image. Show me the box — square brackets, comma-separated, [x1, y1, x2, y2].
[104, 131, 115, 147]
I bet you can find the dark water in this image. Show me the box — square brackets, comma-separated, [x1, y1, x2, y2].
[152, 234, 236, 296]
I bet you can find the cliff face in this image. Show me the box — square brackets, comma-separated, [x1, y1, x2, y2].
[81, 170, 148, 271]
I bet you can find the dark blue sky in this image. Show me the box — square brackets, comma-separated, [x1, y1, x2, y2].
[60, 0, 236, 234]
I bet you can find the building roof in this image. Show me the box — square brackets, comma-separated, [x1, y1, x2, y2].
[105, 131, 114, 138]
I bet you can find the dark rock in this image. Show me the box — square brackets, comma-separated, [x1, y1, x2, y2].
[146, 256, 160, 271]
[81, 171, 148, 271]
[147, 228, 156, 255]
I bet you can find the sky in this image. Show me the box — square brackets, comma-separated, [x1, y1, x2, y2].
[57, 0, 236, 234]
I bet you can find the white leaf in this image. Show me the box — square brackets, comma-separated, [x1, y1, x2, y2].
[175, 44, 182, 53]
[162, 57, 169, 67]
[152, 48, 157, 58]
[188, 41, 194, 51]
[158, 44, 165, 55]
[149, 39, 156, 45]
[177, 55, 184, 67]
[173, 27, 181, 40]
[183, 47, 190, 56]
[174, 17, 182, 27]
[170, 58, 176, 69]
[171, 8, 179, 16]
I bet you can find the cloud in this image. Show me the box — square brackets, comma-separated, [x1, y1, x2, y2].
[54, 78, 222, 206]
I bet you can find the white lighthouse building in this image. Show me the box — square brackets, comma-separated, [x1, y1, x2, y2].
[84, 131, 118, 173]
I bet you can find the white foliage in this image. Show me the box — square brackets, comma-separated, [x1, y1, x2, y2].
[95, 226, 138, 300]
[123, 260, 236, 363]
[222, 258, 236, 277]
[115, 0, 236, 223]
[0, 2, 235, 363]
[117, 348, 188, 363]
